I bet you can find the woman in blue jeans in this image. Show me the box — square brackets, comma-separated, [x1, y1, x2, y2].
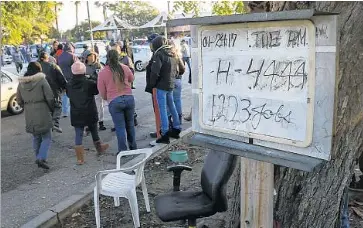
[17, 62, 55, 169]
[149, 36, 182, 144]
[98, 50, 137, 153]
[167, 40, 186, 126]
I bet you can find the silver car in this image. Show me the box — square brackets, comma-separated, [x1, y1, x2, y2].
[1, 70, 23, 115]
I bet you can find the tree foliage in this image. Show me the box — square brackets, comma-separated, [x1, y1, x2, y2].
[107, 1, 159, 26]
[172, 1, 202, 16]
[63, 21, 105, 42]
[212, 1, 246, 15]
[1, 1, 56, 45]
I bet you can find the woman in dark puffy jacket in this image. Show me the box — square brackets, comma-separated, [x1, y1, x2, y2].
[66, 61, 109, 165]
[149, 36, 181, 144]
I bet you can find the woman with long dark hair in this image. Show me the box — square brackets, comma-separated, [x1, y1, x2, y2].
[98, 50, 137, 153]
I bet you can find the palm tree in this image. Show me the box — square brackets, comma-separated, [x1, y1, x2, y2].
[95, 1, 109, 21]
[75, 1, 80, 40]
[54, 2, 63, 35]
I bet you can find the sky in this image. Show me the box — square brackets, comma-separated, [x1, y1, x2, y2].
[57, 0, 169, 32]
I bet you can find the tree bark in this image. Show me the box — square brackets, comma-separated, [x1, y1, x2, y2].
[268, 2, 363, 228]
[227, 2, 363, 228]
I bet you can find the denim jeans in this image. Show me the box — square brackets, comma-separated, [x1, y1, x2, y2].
[74, 123, 100, 145]
[32, 130, 52, 160]
[109, 95, 137, 152]
[183, 57, 191, 83]
[167, 79, 182, 123]
[156, 89, 181, 135]
[62, 92, 70, 116]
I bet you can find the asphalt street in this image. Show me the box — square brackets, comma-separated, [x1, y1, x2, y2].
[1, 62, 193, 227]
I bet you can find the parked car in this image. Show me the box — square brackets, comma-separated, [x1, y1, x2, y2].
[132, 39, 148, 46]
[132, 46, 152, 72]
[74, 41, 107, 59]
[1, 70, 23, 115]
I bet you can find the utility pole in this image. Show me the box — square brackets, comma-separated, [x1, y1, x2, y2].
[87, 1, 94, 50]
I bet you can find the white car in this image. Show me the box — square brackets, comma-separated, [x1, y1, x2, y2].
[132, 46, 152, 72]
[1, 70, 23, 115]
[74, 41, 107, 59]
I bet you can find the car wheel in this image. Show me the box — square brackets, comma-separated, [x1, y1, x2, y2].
[7, 95, 23, 115]
[135, 61, 144, 72]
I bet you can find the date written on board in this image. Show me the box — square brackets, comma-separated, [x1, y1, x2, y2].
[209, 94, 293, 130]
[202, 33, 238, 48]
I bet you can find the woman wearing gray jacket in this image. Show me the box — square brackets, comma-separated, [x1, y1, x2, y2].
[17, 62, 55, 170]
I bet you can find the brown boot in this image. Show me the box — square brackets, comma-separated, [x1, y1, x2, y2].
[75, 145, 85, 165]
[94, 140, 109, 155]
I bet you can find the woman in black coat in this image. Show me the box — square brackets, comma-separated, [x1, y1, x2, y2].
[66, 61, 109, 165]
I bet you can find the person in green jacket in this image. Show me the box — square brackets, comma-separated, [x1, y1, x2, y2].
[17, 62, 55, 170]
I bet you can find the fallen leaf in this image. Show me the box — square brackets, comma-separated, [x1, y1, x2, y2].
[352, 207, 363, 219]
[72, 212, 81, 218]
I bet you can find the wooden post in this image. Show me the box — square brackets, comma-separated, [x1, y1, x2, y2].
[240, 157, 274, 228]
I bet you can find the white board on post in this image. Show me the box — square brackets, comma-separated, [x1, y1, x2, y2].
[199, 20, 315, 148]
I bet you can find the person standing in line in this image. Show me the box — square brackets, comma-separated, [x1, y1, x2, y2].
[58, 43, 78, 117]
[39, 52, 67, 133]
[50, 40, 59, 57]
[85, 51, 106, 131]
[12, 47, 24, 74]
[180, 39, 191, 84]
[167, 40, 185, 126]
[98, 50, 137, 153]
[149, 36, 181, 144]
[81, 44, 91, 63]
[67, 61, 109, 165]
[16, 62, 54, 170]
[20, 46, 28, 64]
[94, 43, 99, 55]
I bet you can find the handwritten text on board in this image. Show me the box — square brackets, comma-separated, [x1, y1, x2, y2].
[200, 24, 314, 144]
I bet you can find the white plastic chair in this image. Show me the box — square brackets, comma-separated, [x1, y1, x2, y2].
[94, 148, 153, 228]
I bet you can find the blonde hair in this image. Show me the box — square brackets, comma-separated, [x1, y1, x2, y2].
[169, 39, 182, 58]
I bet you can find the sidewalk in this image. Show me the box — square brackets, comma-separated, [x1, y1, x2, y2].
[1, 67, 193, 227]
[1, 121, 192, 228]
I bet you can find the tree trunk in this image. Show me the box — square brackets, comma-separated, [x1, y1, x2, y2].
[75, 2, 80, 40]
[271, 2, 363, 228]
[227, 1, 363, 228]
[55, 5, 59, 35]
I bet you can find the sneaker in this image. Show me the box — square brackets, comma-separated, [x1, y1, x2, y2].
[52, 126, 63, 133]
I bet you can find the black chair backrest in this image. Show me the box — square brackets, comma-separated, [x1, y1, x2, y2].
[200, 150, 237, 212]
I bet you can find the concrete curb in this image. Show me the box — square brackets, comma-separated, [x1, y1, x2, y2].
[20, 128, 193, 228]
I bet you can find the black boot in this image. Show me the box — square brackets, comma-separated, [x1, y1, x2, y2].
[134, 112, 138, 126]
[179, 114, 183, 125]
[99, 121, 106, 131]
[168, 128, 181, 139]
[36, 159, 50, 170]
[111, 127, 116, 132]
[156, 133, 170, 144]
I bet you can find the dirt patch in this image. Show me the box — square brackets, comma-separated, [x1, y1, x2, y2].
[52, 143, 363, 228]
[54, 143, 232, 228]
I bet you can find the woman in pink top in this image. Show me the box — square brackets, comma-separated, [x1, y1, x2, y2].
[97, 50, 137, 152]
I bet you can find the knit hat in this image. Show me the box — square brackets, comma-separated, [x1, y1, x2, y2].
[71, 61, 86, 75]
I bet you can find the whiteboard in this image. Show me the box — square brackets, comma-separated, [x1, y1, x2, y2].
[198, 21, 316, 147]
